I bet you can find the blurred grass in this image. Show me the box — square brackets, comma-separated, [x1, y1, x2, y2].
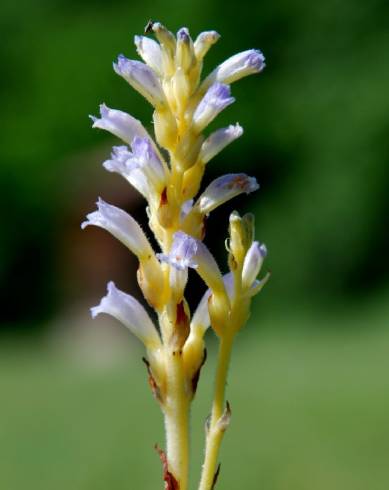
[1, 302, 388, 490]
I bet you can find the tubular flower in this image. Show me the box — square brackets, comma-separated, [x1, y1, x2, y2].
[91, 281, 161, 349]
[82, 21, 268, 490]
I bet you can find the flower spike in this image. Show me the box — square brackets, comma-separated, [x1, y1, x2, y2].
[85, 21, 268, 490]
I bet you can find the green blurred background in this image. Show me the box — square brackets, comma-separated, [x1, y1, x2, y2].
[1, 0, 388, 488]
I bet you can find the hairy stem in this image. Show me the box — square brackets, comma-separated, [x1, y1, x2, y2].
[198, 334, 234, 490]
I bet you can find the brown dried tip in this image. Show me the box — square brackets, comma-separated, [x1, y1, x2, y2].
[142, 357, 162, 403]
[170, 301, 190, 349]
[155, 444, 180, 490]
[211, 463, 221, 490]
[160, 187, 168, 206]
[144, 19, 154, 34]
[217, 400, 232, 432]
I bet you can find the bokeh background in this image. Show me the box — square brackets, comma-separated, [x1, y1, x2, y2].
[1, 0, 389, 488]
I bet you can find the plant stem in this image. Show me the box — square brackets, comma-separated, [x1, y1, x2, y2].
[164, 350, 190, 490]
[198, 334, 234, 490]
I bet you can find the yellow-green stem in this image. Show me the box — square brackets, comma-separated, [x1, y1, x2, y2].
[198, 334, 234, 490]
[164, 350, 190, 490]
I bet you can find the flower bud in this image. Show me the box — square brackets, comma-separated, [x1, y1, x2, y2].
[176, 28, 195, 72]
[151, 22, 176, 76]
[194, 30, 220, 60]
[241, 241, 267, 289]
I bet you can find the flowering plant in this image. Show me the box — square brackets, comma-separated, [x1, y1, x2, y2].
[82, 21, 268, 490]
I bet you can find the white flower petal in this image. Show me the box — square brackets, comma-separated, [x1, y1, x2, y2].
[199, 124, 243, 164]
[102, 139, 167, 204]
[193, 83, 235, 132]
[134, 35, 163, 75]
[91, 281, 161, 348]
[113, 55, 165, 107]
[194, 30, 220, 60]
[198, 173, 259, 214]
[203, 49, 265, 88]
[81, 198, 153, 259]
[90, 104, 149, 145]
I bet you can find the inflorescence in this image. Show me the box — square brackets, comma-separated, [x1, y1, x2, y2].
[82, 20, 268, 490]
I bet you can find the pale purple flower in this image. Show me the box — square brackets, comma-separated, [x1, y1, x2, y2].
[134, 35, 163, 75]
[177, 27, 190, 43]
[103, 146, 149, 200]
[157, 231, 198, 296]
[81, 198, 152, 259]
[203, 49, 265, 88]
[242, 241, 267, 289]
[113, 55, 165, 107]
[180, 199, 194, 221]
[193, 83, 235, 132]
[91, 281, 161, 348]
[197, 173, 259, 214]
[103, 137, 167, 203]
[158, 231, 225, 295]
[158, 231, 198, 271]
[199, 123, 243, 164]
[90, 104, 149, 145]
